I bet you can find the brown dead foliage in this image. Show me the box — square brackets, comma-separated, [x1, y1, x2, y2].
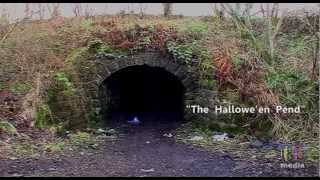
[48, 16, 68, 30]
[211, 42, 280, 109]
[0, 90, 19, 118]
[211, 47, 233, 88]
[93, 18, 117, 28]
[0, 90, 31, 136]
[94, 23, 177, 52]
[149, 25, 177, 53]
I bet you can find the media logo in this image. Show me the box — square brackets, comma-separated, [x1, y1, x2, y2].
[280, 143, 304, 161]
[279, 143, 305, 169]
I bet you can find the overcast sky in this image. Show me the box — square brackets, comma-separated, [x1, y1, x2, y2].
[1, 3, 319, 21]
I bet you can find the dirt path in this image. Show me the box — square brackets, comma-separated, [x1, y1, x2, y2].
[0, 115, 318, 177]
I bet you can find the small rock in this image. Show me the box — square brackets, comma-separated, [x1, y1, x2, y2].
[106, 129, 116, 135]
[97, 128, 106, 134]
[80, 152, 85, 155]
[189, 136, 204, 141]
[146, 141, 150, 144]
[163, 133, 173, 138]
[264, 152, 277, 159]
[8, 157, 17, 160]
[11, 173, 23, 177]
[228, 134, 235, 138]
[232, 162, 249, 171]
[89, 144, 98, 149]
[128, 117, 140, 125]
[105, 135, 117, 139]
[212, 131, 224, 135]
[221, 154, 233, 160]
[249, 140, 263, 148]
[48, 167, 57, 171]
[212, 133, 229, 141]
[140, 168, 155, 173]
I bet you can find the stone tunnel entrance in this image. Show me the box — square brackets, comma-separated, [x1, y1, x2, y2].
[61, 52, 211, 130]
[99, 64, 186, 131]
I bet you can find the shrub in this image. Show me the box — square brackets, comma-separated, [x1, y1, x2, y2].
[167, 41, 201, 65]
[80, 19, 94, 31]
[9, 82, 32, 95]
[53, 72, 73, 90]
[35, 103, 50, 129]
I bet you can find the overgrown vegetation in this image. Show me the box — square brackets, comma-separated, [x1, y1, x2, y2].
[35, 103, 51, 129]
[0, 5, 318, 150]
[7, 130, 111, 159]
[9, 82, 32, 95]
[0, 120, 17, 135]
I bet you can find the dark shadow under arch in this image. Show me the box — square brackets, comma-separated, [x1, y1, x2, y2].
[100, 64, 186, 129]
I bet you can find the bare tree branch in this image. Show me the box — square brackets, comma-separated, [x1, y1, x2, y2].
[162, 3, 173, 17]
[47, 3, 60, 18]
[0, 20, 18, 44]
[72, 3, 83, 17]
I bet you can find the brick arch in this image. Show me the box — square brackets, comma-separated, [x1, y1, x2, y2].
[95, 52, 197, 91]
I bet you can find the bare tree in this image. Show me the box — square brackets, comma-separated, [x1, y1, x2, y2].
[301, 6, 320, 80]
[72, 4, 93, 18]
[221, 3, 284, 63]
[84, 4, 94, 19]
[127, 3, 133, 14]
[104, 3, 108, 14]
[47, 3, 61, 18]
[220, 3, 258, 47]
[243, 3, 254, 17]
[1, 4, 29, 44]
[24, 3, 33, 19]
[36, 3, 45, 20]
[260, 3, 284, 60]
[220, 3, 256, 27]
[0, 4, 9, 25]
[162, 3, 173, 17]
[72, 3, 83, 17]
[211, 3, 224, 19]
[139, 3, 148, 17]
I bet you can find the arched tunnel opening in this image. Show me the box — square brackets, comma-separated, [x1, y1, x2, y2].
[100, 65, 186, 132]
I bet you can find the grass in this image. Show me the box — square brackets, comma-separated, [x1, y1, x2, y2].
[175, 122, 319, 162]
[0, 121, 17, 135]
[68, 131, 92, 146]
[175, 123, 273, 161]
[5, 130, 110, 159]
[12, 143, 40, 159]
[43, 141, 65, 154]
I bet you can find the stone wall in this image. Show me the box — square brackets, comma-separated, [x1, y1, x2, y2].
[72, 51, 218, 125]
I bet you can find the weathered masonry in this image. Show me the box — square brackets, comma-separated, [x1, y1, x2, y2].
[73, 51, 218, 127]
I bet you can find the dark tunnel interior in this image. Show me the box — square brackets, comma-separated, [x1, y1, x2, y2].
[102, 65, 185, 128]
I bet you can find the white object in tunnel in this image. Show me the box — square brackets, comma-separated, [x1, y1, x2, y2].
[127, 116, 140, 125]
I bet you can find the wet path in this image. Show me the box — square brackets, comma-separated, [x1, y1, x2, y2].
[0, 114, 318, 177]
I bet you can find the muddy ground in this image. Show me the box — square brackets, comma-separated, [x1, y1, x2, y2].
[0, 114, 318, 177]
